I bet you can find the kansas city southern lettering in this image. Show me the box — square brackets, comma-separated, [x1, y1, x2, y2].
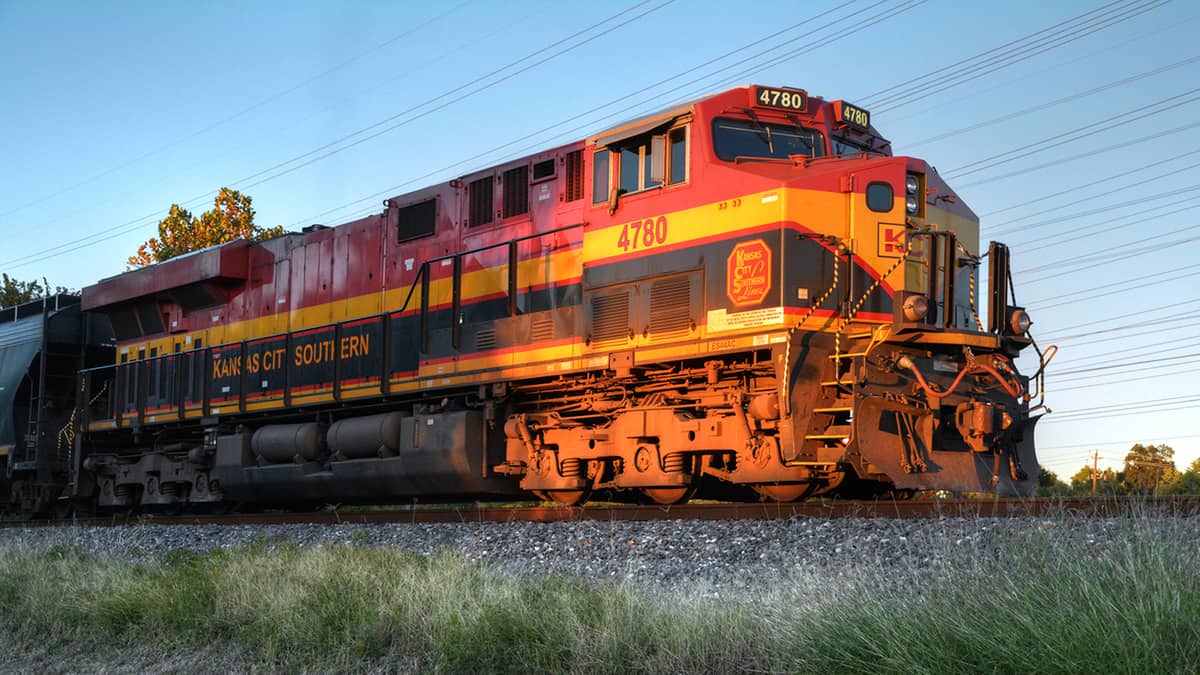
[294, 334, 371, 367]
[210, 335, 372, 379]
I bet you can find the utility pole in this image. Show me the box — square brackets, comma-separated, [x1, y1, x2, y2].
[1092, 450, 1099, 497]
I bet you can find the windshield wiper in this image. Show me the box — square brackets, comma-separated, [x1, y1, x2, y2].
[744, 109, 773, 154]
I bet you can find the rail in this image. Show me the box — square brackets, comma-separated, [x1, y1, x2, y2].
[7, 496, 1199, 528]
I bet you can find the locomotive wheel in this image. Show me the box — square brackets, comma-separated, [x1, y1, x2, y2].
[639, 485, 698, 505]
[534, 489, 591, 506]
[754, 482, 816, 503]
[639, 455, 703, 505]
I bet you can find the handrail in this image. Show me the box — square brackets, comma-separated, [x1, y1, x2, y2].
[76, 222, 587, 424]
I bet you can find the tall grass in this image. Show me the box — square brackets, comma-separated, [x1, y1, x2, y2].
[1, 514, 1197, 673]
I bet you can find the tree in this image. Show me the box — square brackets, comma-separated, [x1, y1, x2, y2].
[1037, 467, 1071, 497]
[1122, 443, 1176, 494]
[128, 188, 285, 267]
[1169, 457, 1200, 495]
[1, 274, 69, 308]
[1069, 464, 1124, 496]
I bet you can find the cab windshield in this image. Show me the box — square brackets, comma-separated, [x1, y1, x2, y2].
[712, 117, 826, 162]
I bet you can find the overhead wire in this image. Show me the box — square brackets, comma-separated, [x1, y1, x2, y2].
[0, 0, 678, 269]
[286, 0, 921, 228]
[989, 157, 1200, 231]
[1005, 195, 1200, 251]
[941, 86, 1200, 180]
[980, 149, 1200, 217]
[867, 0, 1169, 112]
[955, 118, 1200, 189]
[1018, 225, 1200, 282]
[0, 0, 478, 224]
[858, 0, 1153, 106]
[1025, 263, 1200, 309]
[904, 54, 1200, 149]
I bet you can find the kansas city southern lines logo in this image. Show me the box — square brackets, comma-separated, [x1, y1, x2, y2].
[726, 239, 772, 307]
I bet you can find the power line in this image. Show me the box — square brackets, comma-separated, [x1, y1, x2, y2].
[1025, 263, 1200, 309]
[1051, 334, 1200, 367]
[1050, 365, 1200, 393]
[859, 0, 1160, 109]
[993, 183, 1200, 238]
[1047, 297, 1200, 334]
[980, 149, 1200, 218]
[1038, 434, 1200, 451]
[285, 0, 919, 229]
[991, 157, 1200, 231]
[955, 119, 1200, 189]
[1019, 226, 1200, 282]
[905, 54, 1200, 149]
[0, 0, 478, 224]
[942, 87, 1200, 180]
[1006, 196, 1200, 251]
[0, 0, 677, 269]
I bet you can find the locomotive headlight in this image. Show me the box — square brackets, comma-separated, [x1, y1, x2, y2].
[905, 175, 920, 195]
[905, 196, 920, 215]
[903, 294, 929, 321]
[1010, 309, 1033, 335]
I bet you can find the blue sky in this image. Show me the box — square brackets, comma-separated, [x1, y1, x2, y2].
[2, 0, 1197, 478]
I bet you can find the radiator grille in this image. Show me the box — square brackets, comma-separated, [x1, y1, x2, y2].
[474, 328, 496, 351]
[649, 276, 692, 339]
[590, 293, 630, 343]
[564, 150, 583, 202]
[531, 320, 555, 342]
[502, 165, 528, 218]
[468, 176, 493, 227]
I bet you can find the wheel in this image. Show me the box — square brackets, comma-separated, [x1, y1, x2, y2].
[535, 489, 590, 506]
[754, 482, 816, 502]
[639, 485, 697, 505]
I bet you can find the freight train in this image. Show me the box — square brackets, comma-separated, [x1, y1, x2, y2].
[2, 85, 1048, 516]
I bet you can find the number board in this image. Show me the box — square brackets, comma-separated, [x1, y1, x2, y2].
[753, 86, 807, 112]
[834, 100, 871, 130]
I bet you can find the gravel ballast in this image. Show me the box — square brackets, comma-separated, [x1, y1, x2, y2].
[3, 515, 1198, 593]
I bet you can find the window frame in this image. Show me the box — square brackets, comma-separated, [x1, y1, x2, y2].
[592, 122, 690, 204]
[711, 116, 827, 163]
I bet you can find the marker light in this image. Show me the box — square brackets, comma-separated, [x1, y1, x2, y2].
[1010, 309, 1033, 335]
[903, 295, 930, 321]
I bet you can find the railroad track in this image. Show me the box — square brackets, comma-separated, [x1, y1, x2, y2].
[5, 496, 1198, 528]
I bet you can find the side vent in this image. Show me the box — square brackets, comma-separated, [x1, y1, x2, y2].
[502, 165, 529, 218]
[474, 328, 496, 352]
[531, 320, 555, 342]
[565, 150, 584, 202]
[589, 292, 631, 344]
[468, 176, 493, 227]
[648, 276, 692, 340]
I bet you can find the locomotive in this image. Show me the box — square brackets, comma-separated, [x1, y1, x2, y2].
[3, 85, 1047, 515]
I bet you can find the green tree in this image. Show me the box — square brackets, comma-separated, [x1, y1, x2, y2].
[128, 188, 285, 267]
[1036, 467, 1071, 497]
[1122, 443, 1176, 494]
[1169, 457, 1200, 495]
[1069, 464, 1124, 496]
[1, 274, 69, 308]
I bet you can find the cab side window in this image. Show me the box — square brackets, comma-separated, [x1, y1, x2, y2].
[592, 124, 688, 202]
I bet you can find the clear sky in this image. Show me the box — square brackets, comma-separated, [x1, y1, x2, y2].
[2, 0, 1197, 478]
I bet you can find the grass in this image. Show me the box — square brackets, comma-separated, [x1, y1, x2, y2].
[1, 513, 1198, 673]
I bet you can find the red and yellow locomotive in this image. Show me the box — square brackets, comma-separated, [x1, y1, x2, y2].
[71, 84, 1043, 510]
